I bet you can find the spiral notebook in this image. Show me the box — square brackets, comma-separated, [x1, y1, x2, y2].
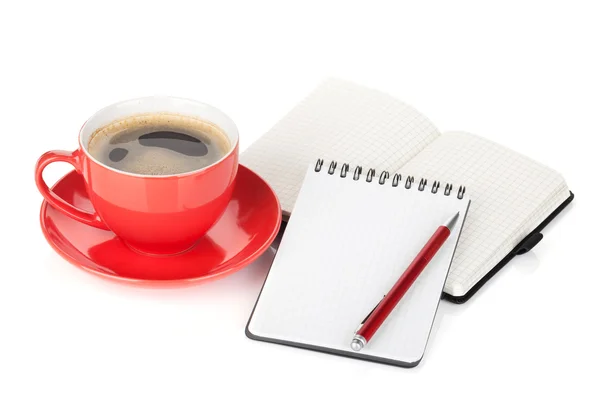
[246, 160, 470, 367]
[241, 78, 573, 302]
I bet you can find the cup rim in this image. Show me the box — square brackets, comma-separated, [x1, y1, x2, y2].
[78, 96, 239, 179]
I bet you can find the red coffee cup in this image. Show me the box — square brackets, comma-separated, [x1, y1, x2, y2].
[35, 97, 239, 255]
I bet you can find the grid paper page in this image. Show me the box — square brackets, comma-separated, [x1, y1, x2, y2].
[240, 78, 441, 215]
[400, 132, 571, 297]
[248, 165, 469, 366]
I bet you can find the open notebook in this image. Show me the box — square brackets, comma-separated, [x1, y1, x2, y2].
[247, 162, 470, 367]
[241, 79, 573, 302]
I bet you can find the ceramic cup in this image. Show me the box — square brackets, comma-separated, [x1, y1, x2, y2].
[35, 97, 239, 255]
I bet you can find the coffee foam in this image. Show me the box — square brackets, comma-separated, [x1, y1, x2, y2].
[87, 113, 231, 175]
[88, 112, 230, 152]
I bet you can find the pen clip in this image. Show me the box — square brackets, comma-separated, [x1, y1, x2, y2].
[355, 295, 385, 333]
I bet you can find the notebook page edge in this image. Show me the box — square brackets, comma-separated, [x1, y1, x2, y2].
[403, 131, 570, 297]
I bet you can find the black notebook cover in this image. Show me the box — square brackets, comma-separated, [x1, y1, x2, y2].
[442, 191, 574, 303]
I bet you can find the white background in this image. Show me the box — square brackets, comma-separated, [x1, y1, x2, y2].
[1, 1, 598, 401]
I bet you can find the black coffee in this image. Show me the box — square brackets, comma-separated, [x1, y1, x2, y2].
[88, 113, 230, 175]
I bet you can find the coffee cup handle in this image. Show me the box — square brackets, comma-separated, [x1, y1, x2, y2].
[35, 150, 108, 230]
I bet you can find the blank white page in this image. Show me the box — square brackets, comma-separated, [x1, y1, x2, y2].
[240, 78, 441, 216]
[400, 132, 571, 297]
[247, 163, 470, 366]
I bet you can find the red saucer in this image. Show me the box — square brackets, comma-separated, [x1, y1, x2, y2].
[40, 165, 282, 284]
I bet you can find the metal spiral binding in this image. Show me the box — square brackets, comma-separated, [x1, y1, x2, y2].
[366, 168, 376, 182]
[378, 171, 389, 185]
[340, 163, 349, 178]
[314, 159, 466, 199]
[328, 161, 337, 174]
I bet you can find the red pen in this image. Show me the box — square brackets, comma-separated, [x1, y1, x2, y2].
[350, 212, 460, 352]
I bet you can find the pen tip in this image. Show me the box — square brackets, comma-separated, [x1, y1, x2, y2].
[444, 212, 460, 231]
